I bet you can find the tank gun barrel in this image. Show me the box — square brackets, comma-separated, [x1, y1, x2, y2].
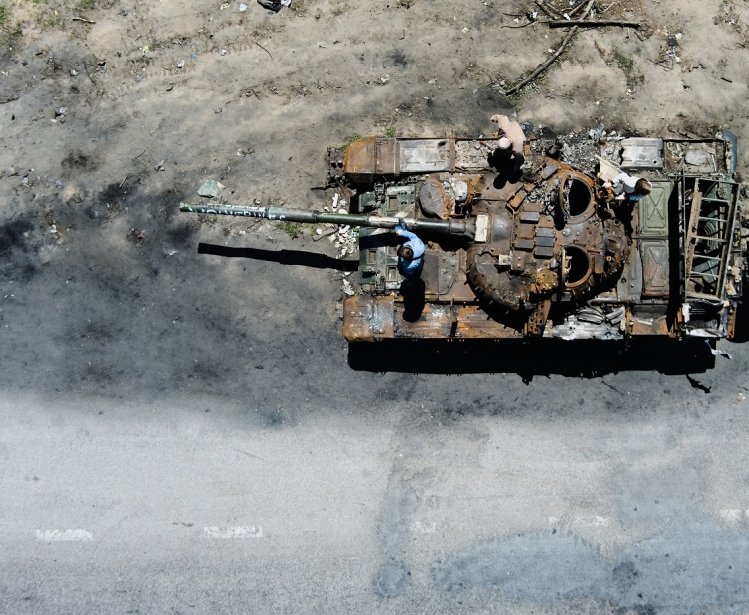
[179, 203, 477, 238]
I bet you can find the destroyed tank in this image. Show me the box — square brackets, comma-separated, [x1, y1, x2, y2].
[181, 127, 748, 343]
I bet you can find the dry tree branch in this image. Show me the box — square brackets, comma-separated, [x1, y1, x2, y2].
[548, 20, 640, 28]
[500, 0, 595, 96]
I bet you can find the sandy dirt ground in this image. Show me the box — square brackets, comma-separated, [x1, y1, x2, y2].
[2, 0, 749, 613]
[1, 0, 748, 396]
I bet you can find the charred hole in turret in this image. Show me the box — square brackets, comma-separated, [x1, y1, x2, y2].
[566, 178, 593, 218]
[565, 246, 592, 288]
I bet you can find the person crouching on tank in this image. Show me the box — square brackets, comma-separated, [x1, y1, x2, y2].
[604, 172, 652, 202]
[490, 136, 525, 176]
[394, 223, 426, 321]
[395, 223, 425, 279]
[488, 114, 526, 182]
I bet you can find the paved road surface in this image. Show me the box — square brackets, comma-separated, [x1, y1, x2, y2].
[2, 252, 749, 614]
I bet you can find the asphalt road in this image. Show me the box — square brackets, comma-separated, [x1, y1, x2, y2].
[3, 243, 749, 614]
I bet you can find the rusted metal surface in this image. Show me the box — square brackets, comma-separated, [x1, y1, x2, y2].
[343, 297, 524, 341]
[627, 314, 672, 337]
[342, 295, 395, 342]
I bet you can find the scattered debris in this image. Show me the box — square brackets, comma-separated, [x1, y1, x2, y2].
[239, 3, 248, 11]
[254, 41, 273, 59]
[127, 228, 145, 244]
[197, 180, 225, 198]
[257, 0, 291, 12]
[341, 278, 355, 296]
[312, 228, 337, 241]
[710, 347, 732, 359]
[72, 17, 96, 24]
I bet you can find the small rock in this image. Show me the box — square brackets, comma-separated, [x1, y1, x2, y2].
[239, 2, 248, 10]
[197, 180, 225, 198]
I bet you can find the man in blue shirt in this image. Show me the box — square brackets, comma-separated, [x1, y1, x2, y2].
[394, 224, 425, 279]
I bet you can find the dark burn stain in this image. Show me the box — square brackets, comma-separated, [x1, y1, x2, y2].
[99, 182, 130, 205]
[374, 560, 411, 598]
[0, 217, 34, 254]
[240, 407, 297, 430]
[612, 560, 638, 593]
[61, 152, 98, 173]
[387, 49, 408, 67]
[166, 222, 199, 248]
[433, 526, 749, 612]
[474, 86, 511, 114]
[258, 408, 295, 429]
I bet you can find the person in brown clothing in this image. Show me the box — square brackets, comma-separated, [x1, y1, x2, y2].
[489, 114, 526, 180]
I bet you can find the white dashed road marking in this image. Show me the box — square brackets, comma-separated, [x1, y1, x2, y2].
[548, 515, 610, 528]
[719, 509, 749, 524]
[35, 529, 93, 542]
[203, 526, 263, 538]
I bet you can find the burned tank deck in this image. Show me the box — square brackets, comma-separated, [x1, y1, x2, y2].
[335, 134, 745, 342]
[181, 128, 746, 344]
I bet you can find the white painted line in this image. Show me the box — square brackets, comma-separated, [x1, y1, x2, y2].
[573, 515, 609, 528]
[548, 515, 609, 528]
[203, 526, 263, 539]
[411, 519, 437, 534]
[719, 509, 743, 523]
[35, 529, 93, 542]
